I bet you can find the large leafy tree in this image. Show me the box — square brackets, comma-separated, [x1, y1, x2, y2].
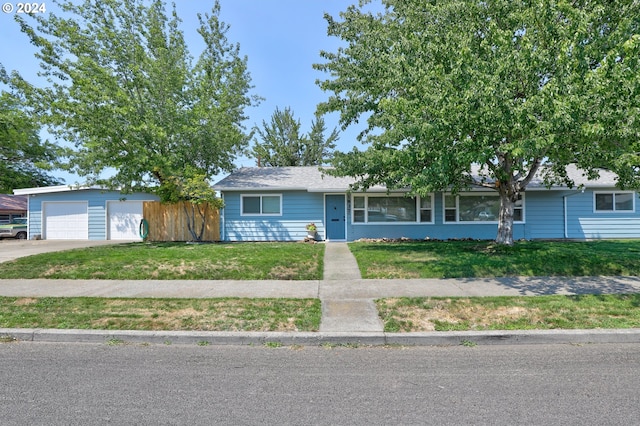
[0, 91, 64, 192]
[2, 0, 259, 240]
[315, 0, 640, 244]
[250, 107, 338, 166]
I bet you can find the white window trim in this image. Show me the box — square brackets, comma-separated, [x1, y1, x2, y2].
[240, 194, 283, 216]
[593, 191, 635, 213]
[351, 193, 434, 225]
[442, 192, 525, 224]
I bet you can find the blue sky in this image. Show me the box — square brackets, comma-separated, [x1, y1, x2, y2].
[0, 0, 374, 184]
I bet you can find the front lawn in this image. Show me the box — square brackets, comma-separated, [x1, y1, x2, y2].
[0, 297, 321, 331]
[0, 242, 324, 280]
[377, 294, 640, 332]
[350, 240, 640, 278]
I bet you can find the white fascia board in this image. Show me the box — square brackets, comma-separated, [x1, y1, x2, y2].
[13, 185, 102, 195]
[215, 186, 308, 192]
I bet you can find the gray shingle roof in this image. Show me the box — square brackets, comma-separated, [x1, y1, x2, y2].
[214, 167, 364, 192]
[213, 164, 621, 192]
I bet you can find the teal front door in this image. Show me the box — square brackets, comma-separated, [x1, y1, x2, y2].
[325, 195, 346, 240]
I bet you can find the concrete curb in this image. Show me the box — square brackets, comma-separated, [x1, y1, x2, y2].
[2, 328, 640, 347]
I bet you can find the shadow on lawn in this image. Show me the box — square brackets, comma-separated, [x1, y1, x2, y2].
[459, 276, 640, 296]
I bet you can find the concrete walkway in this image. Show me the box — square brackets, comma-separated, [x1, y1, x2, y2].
[2, 241, 640, 345]
[320, 243, 383, 332]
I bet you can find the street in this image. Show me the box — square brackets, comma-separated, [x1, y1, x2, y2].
[1, 342, 639, 425]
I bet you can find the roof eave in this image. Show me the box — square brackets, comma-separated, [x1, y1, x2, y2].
[14, 185, 104, 195]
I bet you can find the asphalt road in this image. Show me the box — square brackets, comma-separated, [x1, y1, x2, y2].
[1, 342, 639, 425]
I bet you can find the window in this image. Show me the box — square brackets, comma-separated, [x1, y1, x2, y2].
[352, 194, 433, 223]
[444, 193, 524, 223]
[420, 195, 433, 222]
[594, 192, 634, 212]
[241, 194, 282, 216]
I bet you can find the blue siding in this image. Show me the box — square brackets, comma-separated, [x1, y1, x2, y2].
[522, 191, 565, 239]
[223, 191, 325, 241]
[27, 189, 157, 240]
[567, 190, 640, 238]
[220, 188, 640, 241]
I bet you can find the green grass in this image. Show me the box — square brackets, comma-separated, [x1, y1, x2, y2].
[0, 297, 321, 331]
[377, 294, 640, 332]
[350, 240, 640, 278]
[0, 242, 324, 280]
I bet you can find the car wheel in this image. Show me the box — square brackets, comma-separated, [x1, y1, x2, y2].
[16, 232, 27, 240]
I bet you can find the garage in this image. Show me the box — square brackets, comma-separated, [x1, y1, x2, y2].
[13, 185, 159, 240]
[107, 201, 143, 240]
[43, 201, 89, 240]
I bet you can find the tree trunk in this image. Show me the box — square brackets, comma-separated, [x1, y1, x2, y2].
[495, 188, 515, 245]
[183, 202, 207, 242]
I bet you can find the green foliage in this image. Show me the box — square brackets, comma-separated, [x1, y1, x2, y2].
[250, 106, 338, 166]
[157, 167, 223, 241]
[2, 0, 258, 193]
[0, 296, 322, 332]
[0, 242, 325, 280]
[349, 240, 640, 279]
[0, 92, 65, 191]
[316, 0, 640, 244]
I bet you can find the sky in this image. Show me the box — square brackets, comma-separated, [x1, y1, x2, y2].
[0, 0, 377, 185]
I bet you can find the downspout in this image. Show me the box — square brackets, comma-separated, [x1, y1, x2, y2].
[563, 189, 585, 239]
[220, 192, 225, 242]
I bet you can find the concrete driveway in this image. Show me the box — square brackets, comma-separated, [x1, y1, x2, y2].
[0, 239, 137, 263]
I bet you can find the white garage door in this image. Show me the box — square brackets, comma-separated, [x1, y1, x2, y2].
[44, 202, 89, 240]
[108, 201, 144, 240]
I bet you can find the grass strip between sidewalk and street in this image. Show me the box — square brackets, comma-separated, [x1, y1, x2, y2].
[350, 240, 640, 278]
[376, 294, 640, 332]
[0, 297, 321, 332]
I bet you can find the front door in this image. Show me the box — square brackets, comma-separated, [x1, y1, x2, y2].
[325, 195, 346, 240]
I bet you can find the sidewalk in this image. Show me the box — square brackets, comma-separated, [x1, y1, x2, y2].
[2, 242, 640, 346]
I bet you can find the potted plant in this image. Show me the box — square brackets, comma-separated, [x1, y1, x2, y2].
[306, 223, 317, 239]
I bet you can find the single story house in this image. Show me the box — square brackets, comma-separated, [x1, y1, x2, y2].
[13, 185, 158, 240]
[213, 165, 640, 242]
[0, 194, 27, 224]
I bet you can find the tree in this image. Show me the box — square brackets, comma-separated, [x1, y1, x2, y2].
[158, 166, 223, 242]
[315, 0, 640, 245]
[250, 107, 338, 166]
[0, 91, 65, 192]
[1, 0, 259, 240]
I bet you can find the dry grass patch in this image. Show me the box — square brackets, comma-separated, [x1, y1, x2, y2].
[13, 298, 38, 306]
[365, 265, 421, 279]
[377, 295, 640, 331]
[379, 298, 542, 331]
[0, 297, 322, 332]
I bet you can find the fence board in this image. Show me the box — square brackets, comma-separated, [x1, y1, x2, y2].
[142, 201, 220, 242]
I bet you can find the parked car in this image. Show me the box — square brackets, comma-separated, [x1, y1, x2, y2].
[0, 217, 27, 239]
[477, 211, 496, 220]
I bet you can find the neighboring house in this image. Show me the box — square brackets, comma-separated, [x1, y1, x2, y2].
[0, 194, 27, 224]
[13, 185, 158, 240]
[213, 166, 640, 242]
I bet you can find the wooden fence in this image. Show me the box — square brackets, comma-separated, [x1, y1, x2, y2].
[142, 201, 220, 242]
